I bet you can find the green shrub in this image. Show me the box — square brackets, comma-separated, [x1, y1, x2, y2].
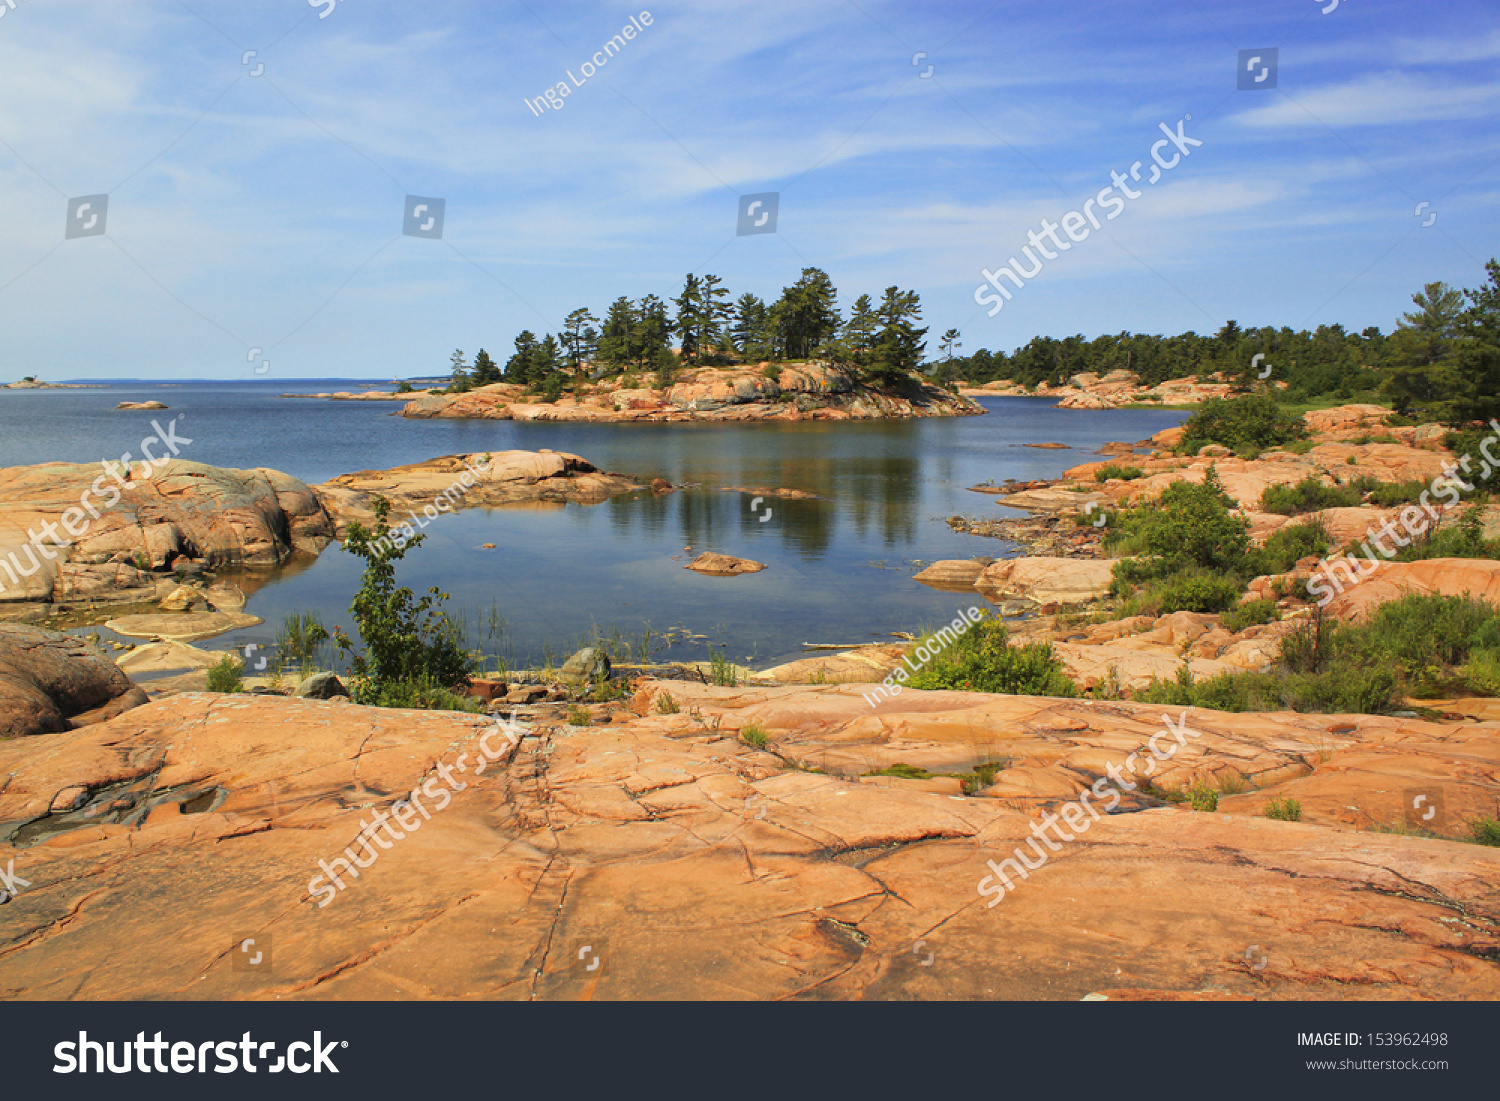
[1118, 569, 1245, 617]
[1265, 796, 1302, 821]
[906, 619, 1077, 697]
[1187, 784, 1219, 812]
[1366, 478, 1432, 508]
[657, 691, 680, 715]
[1095, 463, 1144, 482]
[1106, 468, 1250, 577]
[1222, 598, 1278, 633]
[1259, 474, 1362, 515]
[1469, 817, 1500, 846]
[373, 676, 483, 712]
[1257, 516, 1331, 573]
[333, 497, 474, 702]
[741, 721, 769, 749]
[566, 705, 592, 727]
[761, 365, 781, 381]
[207, 655, 244, 694]
[709, 648, 738, 687]
[1178, 395, 1308, 454]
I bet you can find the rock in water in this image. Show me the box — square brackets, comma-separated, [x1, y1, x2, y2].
[293, 672, 349, 699]
[0, 625, 148, 737]
[158, 584, 201, 612]
[685, 552, 767, 576]
[559, 647, 611, 685]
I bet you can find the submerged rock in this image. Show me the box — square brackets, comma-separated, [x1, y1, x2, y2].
[686, 552, 767, 576]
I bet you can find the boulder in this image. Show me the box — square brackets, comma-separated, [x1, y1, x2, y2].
[0, 625, 148, 737]
[686, 552, 767, 576]
[911, 560, 988, 592]
[158, 584, 201, 612]
[559, 648, 611, 686]
[975, 558, 1114, 606]
[293, 672, 348, 700]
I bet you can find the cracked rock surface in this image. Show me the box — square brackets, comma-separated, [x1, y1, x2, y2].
[0, 685, 1496, 1000]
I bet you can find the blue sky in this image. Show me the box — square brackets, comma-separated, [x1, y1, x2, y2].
[0, 0, 1496, 380]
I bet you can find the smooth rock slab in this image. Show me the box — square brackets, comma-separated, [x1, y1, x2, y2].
[0, 688, 1495, 999]
[105, 611, 263, 641]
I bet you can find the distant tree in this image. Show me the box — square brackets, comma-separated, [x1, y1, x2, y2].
[833, 294, 879, 368]
[471, 348, 501, 386]
[940, 328, 961, 362]
[634, 294, 673, 374]
[596, 297, 636, 373]
[701, 274, 733, 350]
[448, 349, 471, 393]
[673, 274, 707, 361]
[562, 308, 599, 391]
[504, 331, 540, 383]
[772, 268, 840, 360]
[535, 334, 566, 399]
[1383, 280, 1470, 419]
[732, 293, 773, 360]
[865, 286, 927, 386]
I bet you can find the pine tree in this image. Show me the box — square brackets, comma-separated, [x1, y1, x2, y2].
[673, 274, 705, 362]
[773, 268, 840, 360]
[504, 331, 540, 383]
[865, 286, 927, 386]
[701, 274, 733, 351]
[471, 348, 501, 385]
[596, 297, 636, 373]
[732, 293, 771, 359]
[834, 294, 879, 368]
[448, 349, 471, 393]
[634, 294, 672, 373]
[562, 308, 600, 392]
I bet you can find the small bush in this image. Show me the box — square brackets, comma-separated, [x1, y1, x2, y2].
[1265, 796, 1302, 821]
[566, 705, 592, 727]
[370, 676, 483, 712]
[1178, 395, 1308, 454]
[207, 655, 244, 694]
[1469, 817, 1500, 846]
[709, 649, 738, 687]
[657, 691, 680, 715]
[741, 721, 769, 749]
[955, 760, 1007, 795]
[1118, 569, 1245, 617]
[1094, 463, 1144, 483]
[905, 619, 1077, 697]
[761, 365, 781, 381]
[1106, 468, 1250, 577]
[1187, 784, 1219, 812]
[1259, 475, 1362, 515]
[1366, 478, 1432, 508]
[1222, 598, 1277, 633]
[1257, 516, 1331, 573]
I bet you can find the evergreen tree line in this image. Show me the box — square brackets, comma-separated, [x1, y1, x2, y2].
[933, 260, 1500, 424]
[440, 268, 931, 397]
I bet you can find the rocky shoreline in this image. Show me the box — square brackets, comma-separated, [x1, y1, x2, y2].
[316, 362, 984, 423]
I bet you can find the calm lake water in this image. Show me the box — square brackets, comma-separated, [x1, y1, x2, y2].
[0, 382, 1187, 669]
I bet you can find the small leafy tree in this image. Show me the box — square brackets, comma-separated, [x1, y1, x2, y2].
[332, 497, 473, 701]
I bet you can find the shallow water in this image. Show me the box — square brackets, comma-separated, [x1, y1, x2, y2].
[0, 383, 1186, 668]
